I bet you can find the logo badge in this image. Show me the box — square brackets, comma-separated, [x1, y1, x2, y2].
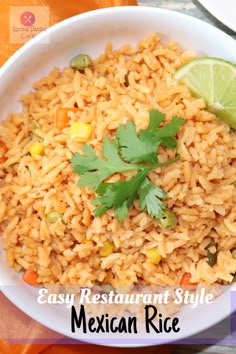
[10, 6, 49, 44]
[20, 11, 36, 27]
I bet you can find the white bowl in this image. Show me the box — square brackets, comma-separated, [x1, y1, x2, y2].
[1, 6, 236, 347]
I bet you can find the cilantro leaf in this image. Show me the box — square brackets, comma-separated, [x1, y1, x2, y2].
[116, 109, 164, 165]
[148, 112, 184, 149]
[114, 203, 129, 222]
[70, 136, 139, 189]
[116, 121, 160, 164]
[160, 137, 177, 148]
[147, 109, 165, 131]
[116, 111, 184, 165]
[139, 178, 167, 219]
[71, 109, 184, 222]
[92, 169, 148, 221]
[157, 116, 185, 138]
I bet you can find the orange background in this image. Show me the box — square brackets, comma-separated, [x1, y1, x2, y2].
[0, 0, 137, 66]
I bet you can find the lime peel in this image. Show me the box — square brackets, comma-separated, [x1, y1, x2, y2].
[174, 57, 236, 129]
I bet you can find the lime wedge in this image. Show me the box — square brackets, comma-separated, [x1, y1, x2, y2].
[174, 57, 236, 129]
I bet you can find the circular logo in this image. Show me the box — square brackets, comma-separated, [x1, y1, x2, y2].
[20, 11, 35, 27]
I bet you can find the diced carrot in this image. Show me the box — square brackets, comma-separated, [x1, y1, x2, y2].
[55, 107, 79, 130]
[22, 270, 39, 286]
[180, 272, 198, 286]
[0, 140, 8, 163]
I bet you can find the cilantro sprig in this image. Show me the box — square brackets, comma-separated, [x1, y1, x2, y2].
[71, 137, 138, 190]
[70, 109, 184, 221]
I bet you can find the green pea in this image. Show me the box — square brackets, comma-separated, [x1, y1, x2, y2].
[231, 249, 236, 259]
[157, 208, 177, 230]
[101, 284, 115, 294]
[70, 54, 92, 71]
[46, 211, 63, 223]
[207, 251, 217, 267]
[205, 240, 217, 267]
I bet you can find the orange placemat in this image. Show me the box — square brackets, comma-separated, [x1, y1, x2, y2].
[0, 0, 137, 66]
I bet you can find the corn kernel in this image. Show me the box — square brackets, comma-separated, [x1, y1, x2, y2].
[146, 248, 162, 265]
[84, 239, 93, 246]
[29, 143, 44, 157]
[99, 241, 114, 257]
[69, 122, 92, 142]
[46, 211, 63, 223]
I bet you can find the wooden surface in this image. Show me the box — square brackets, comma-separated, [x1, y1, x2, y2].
[137, 1, 236, 353]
